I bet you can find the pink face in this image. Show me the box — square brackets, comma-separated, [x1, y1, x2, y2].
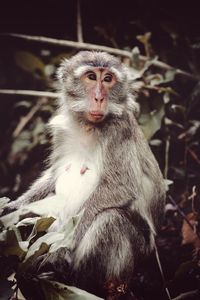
[80, 68, 116, 123]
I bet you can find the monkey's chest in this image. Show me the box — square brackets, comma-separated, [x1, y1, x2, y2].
[55, 157, 100, 215]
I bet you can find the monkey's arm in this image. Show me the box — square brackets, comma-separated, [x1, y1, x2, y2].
[1, 169, 55, 215]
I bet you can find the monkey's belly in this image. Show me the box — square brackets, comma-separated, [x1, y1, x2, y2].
[55, 160, 99, 216]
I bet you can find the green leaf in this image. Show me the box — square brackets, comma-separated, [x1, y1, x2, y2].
[49, 212, 83, 253]
[173, 260, 197, 280]
[15, 51, 45, 76]
[164, 117, 184, 129]
[139, 105, 165, 140]
[131, 47, 140, 69]
[171, 104, 186, 114]
[19, 242, 49, 272]
[10, 130, 31, 155]
[164, 69, 176, 82]
[0, 228, 26, 258]
[149, 139, 162, 146]
[146, 73, 164, 86]
[146, 70, 176, 86]
[25, 232, 64, 261]
[14, 101, 32, 109]
[130, 56, 159, 80]
[41, 280, 103, 300]
[16, 216, 55, 242]
[16, 217, 41, 228]
[137, 32, 152, 45]
[35, 217, 56, 233]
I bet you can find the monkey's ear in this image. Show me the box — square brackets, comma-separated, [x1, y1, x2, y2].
[56, 59, 70, 84]
[129, 80, 144, 94]
[127, 80, 143, 118]
[127, 94, 140, 118]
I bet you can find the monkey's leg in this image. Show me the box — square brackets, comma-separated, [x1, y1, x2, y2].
[70, 209, 152, 299]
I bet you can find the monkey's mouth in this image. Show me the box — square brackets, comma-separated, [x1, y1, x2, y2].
[89, 111, 105, 122]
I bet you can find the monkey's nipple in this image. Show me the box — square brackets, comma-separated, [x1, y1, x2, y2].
[80, 165, 89, 175]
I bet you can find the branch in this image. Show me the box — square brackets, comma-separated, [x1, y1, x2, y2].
[12, 98, 47, 137]
[6, 33, 131, 57]
[0, 89, 59, 98]
[155, 245, 172, 300]
[187, 148, 200, 166]
[168, 195, 200, 240]
[164, 136, 170, 179]
[171, 290, 199, 300]
[77, 0, 83, 43]
[2, 33, 197, 81]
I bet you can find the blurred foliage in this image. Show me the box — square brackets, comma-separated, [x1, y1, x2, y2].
[0, 1, 200, 298]
[0, 199, 102, 299]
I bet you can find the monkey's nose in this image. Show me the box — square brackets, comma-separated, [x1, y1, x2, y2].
[95, 97, 104, 103]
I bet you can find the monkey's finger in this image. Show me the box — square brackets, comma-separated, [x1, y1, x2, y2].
[0, 205, 17, 217]
[38, 271, 55, 280]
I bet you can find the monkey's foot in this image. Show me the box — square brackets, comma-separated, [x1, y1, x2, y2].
[104, 279, 138, 300]
[104, 279, 128, 299]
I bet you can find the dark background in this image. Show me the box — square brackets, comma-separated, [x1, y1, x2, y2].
[0, 1, 200, 299]
[0, 0, 200, 61]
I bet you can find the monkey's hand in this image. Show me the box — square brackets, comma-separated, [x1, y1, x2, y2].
[0, 198, 22, 217]
[16, 248, 71, 300]
[20, 248, 71, 283]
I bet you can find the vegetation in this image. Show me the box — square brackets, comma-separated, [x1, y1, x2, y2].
[0, 1, 200, 299]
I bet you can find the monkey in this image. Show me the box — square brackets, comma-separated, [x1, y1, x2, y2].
[1, 51, 166, 299]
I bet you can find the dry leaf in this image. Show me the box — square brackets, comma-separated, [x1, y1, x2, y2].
[181, 212, 200, 250]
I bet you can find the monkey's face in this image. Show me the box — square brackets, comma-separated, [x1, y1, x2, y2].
[58, 51, 135, 123]
[80, 68, 117, 123]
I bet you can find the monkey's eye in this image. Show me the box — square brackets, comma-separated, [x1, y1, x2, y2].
[104, 75, 112, 83]
[87, 73, 96, 81]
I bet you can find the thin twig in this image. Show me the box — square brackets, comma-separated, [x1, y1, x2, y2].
[12, 98, 47, 137]
[77, 0, 83, 43]
[187, 148, 200, 166]
[164, 136, 170, 179]
[155, 244, 172, 300]
[171, 290, 199, 300]
[0, 89, 59, 98]
[5, 32, 131, 57]
[2, 33, 198, 81]
[168, 195, 200, 240]
[188, 185, 197, 214]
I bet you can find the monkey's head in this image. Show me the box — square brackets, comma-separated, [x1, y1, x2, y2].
[57, 51, 139, 124]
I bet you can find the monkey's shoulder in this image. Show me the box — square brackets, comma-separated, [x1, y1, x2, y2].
[48, 114, 70, 132]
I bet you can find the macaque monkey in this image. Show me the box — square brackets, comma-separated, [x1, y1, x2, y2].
[1, 51, 166, 299]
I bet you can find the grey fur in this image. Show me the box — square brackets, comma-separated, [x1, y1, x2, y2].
[2, 51, 166, 297]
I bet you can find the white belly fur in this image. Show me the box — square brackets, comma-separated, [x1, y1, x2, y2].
[45, 152, 101, 232]
[55, 155, 100, 216]
[45, 115, 102, 230]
